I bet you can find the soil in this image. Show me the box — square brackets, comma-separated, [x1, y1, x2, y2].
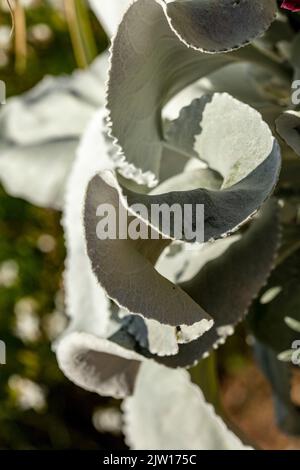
[221, 362, 300, 449]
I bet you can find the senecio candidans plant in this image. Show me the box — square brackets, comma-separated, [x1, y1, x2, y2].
[1, 0, 300, 450]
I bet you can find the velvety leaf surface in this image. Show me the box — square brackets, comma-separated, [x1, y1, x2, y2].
[123, 361, 252, 450]
[0, 54, 108, 208]
[165, 0, 276, 53]
[84, 171, 213, 337]
[57, 332, 142, 399]
[63, 110, 114, 338]
[121, 94, 281, 242]
[107, 0, 277, 184]
[155, 200, 281, 368]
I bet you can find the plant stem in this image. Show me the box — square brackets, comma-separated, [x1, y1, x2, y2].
[64, 0, 97, 69]
[13, 0, 27, 74]
[276, 239, 300, 267]
[190, 352, 221, 413]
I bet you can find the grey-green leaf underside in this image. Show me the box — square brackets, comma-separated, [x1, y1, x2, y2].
[84, 177, 280, 368]
[84, 171, 213, 338]
[155, 199, 281, 368]
[121, 94, 281, 242]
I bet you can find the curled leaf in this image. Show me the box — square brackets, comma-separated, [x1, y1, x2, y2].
[120, 313, 179, 357]
[63, 109, 114, 340]
[155, 200, 281, 368]
[57, 331, 253, 447]
[123, 361, 252, 450]
[84, 165, 280, 366]
[57, 331, 141, 399]
[164, 0, 277, 53]
[84, 170, 214, 337]
[107, 0, 277, 184]
[123, 94, 281, 242]
[120, 237, 239, 356]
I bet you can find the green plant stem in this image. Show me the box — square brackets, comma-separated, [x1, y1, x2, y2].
[276, 239, 300, 267]
[13, 0, 27, 74]
[189, 352, 221, 413]
[64, 0, 97, 69]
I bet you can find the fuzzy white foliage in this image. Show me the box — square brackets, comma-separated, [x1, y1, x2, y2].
[123, 361, 252, 450]
[0, 54, 108, 208]
[62, 109, 114, 338]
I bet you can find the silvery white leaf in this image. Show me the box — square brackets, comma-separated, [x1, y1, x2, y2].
[56, 109, 144, 399]
[123, 361, 252, 450]
[63, 109, 114, 338]
[105, 202, 277, 366]
[156, 237, 240, 285]
[156, 200, 280, 368]
[194, 93, 275, 187]
[0, 54, 108, 208]
[84, 169, 280, 358]
[119, 236, 239, 354]
[120, 313, 179, 357]
[107, 0, 277, 184]
[1, 94, 92, 146]
[56, 331, 142, 399]
[0, 141, 77, 209]
[57, 331, 253, 447]
[84, 170, 214, 337]
[121, 94, 281, 242]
